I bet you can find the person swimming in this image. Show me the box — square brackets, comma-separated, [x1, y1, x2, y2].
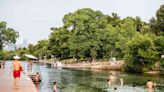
[146, 80, 155, 92]
[114, 87, 118, 92]
[146, 80, 154, 89]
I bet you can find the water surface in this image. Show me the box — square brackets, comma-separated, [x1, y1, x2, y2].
[32, 63, 164, 92]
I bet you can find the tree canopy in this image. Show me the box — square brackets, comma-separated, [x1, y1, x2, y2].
[0, 21, 19, 50]
[0, 21, 19, 60]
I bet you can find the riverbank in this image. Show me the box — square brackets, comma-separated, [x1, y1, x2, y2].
[39, 59, 162, 74]
[62, 60, 124, 70]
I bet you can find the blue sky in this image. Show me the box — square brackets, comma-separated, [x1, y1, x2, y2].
[0, 0, 163, 44]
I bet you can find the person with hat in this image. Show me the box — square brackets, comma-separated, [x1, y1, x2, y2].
[12, 55, 22, 88]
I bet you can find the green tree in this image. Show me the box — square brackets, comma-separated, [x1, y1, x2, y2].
[154, 36, 164, 73]
[58, 8, 108, 60]
[124, 33, 158, 72]
[26, 40, 49, 59]
[47, 7, 163, 72]
[116, 17, 137, 58]
[135, 16, 143, 32]
[49, 27, 70, 59]
[150, 5, 164, 35]
[0, 21, 19, 50]
[28, 44, 35, 55]
[160, 59, 164, 74]
[34, 40, 49, 58]
[97, 24, 118, 59]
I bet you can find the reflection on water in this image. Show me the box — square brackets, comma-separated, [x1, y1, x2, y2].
[33, 63, 164, 92]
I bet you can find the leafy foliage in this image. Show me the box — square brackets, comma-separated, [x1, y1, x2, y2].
[123, 33, 158, 72]
[0, 21, 19, 50]
[150, 5, 164, 36]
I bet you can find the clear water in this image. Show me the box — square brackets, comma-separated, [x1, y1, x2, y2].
[32, 63, 164, 92]
[4, 61, 164, 92]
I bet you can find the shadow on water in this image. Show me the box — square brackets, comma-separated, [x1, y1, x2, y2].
[32, 63, 164, 92]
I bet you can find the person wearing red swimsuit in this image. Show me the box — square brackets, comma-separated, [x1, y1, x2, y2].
[12, 55, 22, 89]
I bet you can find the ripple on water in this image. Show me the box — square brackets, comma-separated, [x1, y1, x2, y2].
[31, 63, 164, 92]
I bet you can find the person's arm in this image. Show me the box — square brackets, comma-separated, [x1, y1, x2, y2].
[19, 62, 24, 72]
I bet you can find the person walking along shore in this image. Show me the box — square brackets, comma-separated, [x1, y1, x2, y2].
[12, 55, 23, 89]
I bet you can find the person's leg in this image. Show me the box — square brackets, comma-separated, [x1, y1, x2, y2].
[13, 78, 17, 88]
[15, 78, 20, 88]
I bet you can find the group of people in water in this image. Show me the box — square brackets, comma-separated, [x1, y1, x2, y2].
[107, 73, 157, 92]
[1, 55, 159, 92]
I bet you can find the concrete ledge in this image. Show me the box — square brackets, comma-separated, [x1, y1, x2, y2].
[0, 69, 37, 92]
[144, 71, 160, 74]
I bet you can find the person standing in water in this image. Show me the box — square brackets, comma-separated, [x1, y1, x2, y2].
[53, 81, 57, 92]
[1, 61, 5, 69]
[108, 73, 116, 86]
[3, 61, 5, 69]
[12, 55, 22, 89]
[107, 79, 111, 86]
[29, 59, 33, 70]
[34, 72, 41, 84]
[120, 78, 123, 86]
[146, 80, 154, 92]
